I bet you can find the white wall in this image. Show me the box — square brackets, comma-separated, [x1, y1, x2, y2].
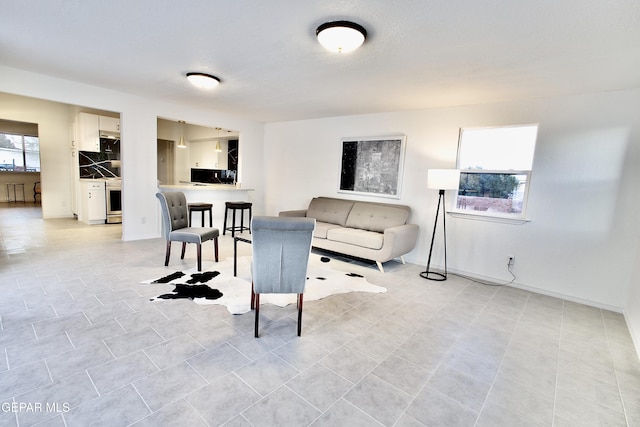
[0, 66, 265, 241]
[626, 237, 640, 356]
[264, 88, 640, 312]
[0, 93, 73, 218]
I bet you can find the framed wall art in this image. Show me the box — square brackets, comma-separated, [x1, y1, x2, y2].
[338, 134, 406, 198]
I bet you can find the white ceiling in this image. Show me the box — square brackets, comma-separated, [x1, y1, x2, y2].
[2, 1, 639, 123]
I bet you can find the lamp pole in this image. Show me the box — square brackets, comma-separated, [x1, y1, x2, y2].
[420, 169, 460, 281]
[420, 189, 447, 281]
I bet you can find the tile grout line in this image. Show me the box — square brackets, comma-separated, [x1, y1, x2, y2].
[603, 307, 632, 427]
[550, 298, 565, 427]
[471, 290, 530, 427]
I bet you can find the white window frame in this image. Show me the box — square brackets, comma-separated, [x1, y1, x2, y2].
[451, 124, 537, 224]
[0, 119, 40, 173]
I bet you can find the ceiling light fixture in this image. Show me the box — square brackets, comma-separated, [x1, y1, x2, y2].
[186, 72, 221, 89]
[316, 20, 367, 53]
[177, 120, 187, 148]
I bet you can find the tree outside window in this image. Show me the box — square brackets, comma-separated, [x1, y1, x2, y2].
[0, 132, 40, 172]
[454, 124, 537, 219]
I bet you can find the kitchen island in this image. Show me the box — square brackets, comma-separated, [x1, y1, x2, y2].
[158, 183, 254, 230]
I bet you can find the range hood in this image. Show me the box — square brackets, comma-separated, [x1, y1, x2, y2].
[100, 130, 120, 139]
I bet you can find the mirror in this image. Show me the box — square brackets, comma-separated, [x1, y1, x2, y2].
[157, 118, 238, 185]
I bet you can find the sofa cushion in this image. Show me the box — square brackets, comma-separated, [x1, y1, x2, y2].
[313, 221, 343, 239]
[345, 202, 410, 233]
[306, 197, 355, 226]
[326, 227, 384, 250]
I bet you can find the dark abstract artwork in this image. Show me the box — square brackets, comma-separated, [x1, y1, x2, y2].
[339, 135, 405, 198]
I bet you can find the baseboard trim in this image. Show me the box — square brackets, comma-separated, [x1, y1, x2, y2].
[446, 267, 624, 313]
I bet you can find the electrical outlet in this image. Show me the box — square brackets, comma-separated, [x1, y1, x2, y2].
[508, 255, 515, 267]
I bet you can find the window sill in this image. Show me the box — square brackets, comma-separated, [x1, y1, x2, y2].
[448, 211, 530, 225]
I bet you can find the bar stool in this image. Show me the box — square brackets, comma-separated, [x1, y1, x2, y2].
[223, 201, 252, 237]
[188, 203, 213, 227]
[5, 183, 26, 203]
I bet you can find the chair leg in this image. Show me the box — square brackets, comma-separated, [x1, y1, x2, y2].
[250, 282, 255, 310]
[248, 206, 252, 234]
[231, 208, 237, 237]
[214, 237, 219, 262]
[297, 294, 304, 336]
[181, 242, 187, 259]
[196, 243, 202, 272]
[223, 207, 228, 235]
[164, 241, 171, 266]
[254, 293, 260, 338]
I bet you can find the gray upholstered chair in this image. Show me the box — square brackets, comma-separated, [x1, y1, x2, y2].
[156, 192, 219, 271]
[250, 216, 315, 338]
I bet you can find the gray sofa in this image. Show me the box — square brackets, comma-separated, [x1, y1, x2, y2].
[280, 197, 419, 272]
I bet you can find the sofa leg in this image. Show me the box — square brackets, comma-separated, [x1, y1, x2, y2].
[400, 256, 406, 265]
[376, 261, 384, 273]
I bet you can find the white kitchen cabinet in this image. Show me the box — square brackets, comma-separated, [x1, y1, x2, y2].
[79, 180, 106, 224]
[99, 116, 120, 134]
[78, 112, 100, 152]
[189, 140, 218, 169]
[70, 120, 78, 216]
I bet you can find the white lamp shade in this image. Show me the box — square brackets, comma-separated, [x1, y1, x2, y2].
[427, 169, 460, 190]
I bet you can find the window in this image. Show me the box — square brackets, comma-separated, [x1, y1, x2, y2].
[453, 124, 538, 220]
[0, 119, 40, 172]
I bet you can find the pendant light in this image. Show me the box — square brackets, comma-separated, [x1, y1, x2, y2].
[177, 120, 187, 148]
[316, 21, 367, 53]
[214, 127, 222, 152]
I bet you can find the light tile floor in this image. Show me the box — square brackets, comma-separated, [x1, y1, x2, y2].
[1, 204, 640, 426]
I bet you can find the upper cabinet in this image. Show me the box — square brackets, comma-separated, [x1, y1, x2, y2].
[77, 113, 120, 152]
[78, 112, 100, 152]
[189, 141, 220, 169]
[99, 116, 120, 135]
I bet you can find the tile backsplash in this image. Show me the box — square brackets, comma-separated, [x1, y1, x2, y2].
[79, 138, 120, 179]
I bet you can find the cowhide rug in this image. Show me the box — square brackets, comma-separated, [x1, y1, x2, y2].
[142, 254, 386, 314]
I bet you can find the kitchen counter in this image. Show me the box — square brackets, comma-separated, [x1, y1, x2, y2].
[159, 182, 253, 191]
[158, 183, 254, 229]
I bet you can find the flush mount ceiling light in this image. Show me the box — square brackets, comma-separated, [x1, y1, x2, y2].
[186, 72, 220, 89]
[316, 20, 367, 53]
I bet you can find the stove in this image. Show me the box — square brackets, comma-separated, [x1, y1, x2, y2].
[105, 179, 122, 224]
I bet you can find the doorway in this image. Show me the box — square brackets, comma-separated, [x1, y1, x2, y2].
[157, 139, 174, 185]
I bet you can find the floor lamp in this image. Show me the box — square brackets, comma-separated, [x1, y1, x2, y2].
[420, 169, 460, 281]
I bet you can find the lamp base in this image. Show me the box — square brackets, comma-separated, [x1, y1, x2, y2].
[419, 270, 447, 281]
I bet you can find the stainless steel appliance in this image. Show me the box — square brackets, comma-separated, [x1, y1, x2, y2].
[105, 179, 122, 224]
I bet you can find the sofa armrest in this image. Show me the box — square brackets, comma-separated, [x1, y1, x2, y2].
[279, 209, 307, 218]
[383, 223, 419, 258]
